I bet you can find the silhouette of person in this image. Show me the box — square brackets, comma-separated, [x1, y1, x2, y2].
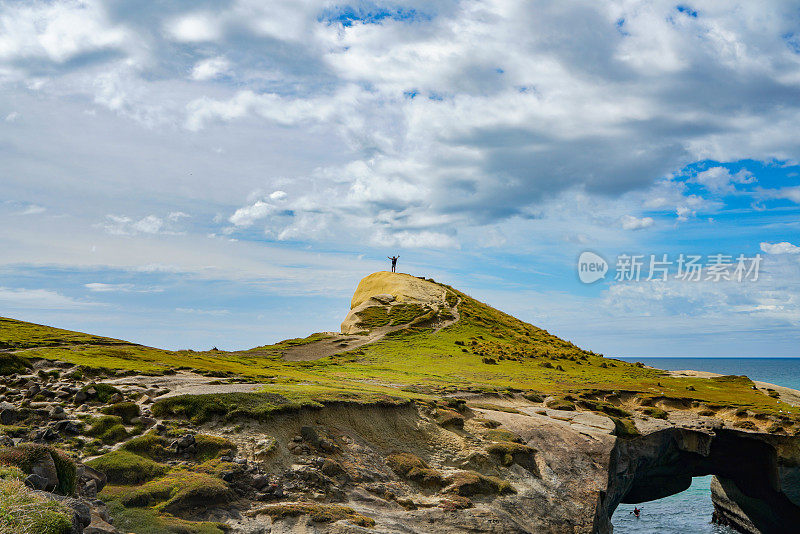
[388, 255, 399, 273]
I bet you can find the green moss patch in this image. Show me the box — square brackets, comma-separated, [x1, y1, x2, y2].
[484, 429, 523, 443]
[122, 432, 171, 461]
[194, 435, 236, 461]
[443, 471, 515, 496]
[545, 398, 576, 411]
[106, 501, 227, 534]
[486, 441, 537, 469]
[79, 383, 122, 403]
[641, 406, 668, 419]
[610, 417, 640, 438]
[87, 415, 129, 444]
[86, 451, 167, 485]
[108, 471, 234, 515]
[469, 402, 522, 414]
[0, 353, 31, 375]
[250, 502, 375, 528]
[101, 402, 140, 423]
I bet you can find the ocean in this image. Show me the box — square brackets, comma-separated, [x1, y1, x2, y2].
[611, 357, 800, 533]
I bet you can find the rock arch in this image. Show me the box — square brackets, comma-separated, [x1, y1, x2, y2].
[595, 428, 800, 533]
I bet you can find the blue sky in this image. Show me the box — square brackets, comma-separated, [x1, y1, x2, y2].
[1, 1, 800, 357]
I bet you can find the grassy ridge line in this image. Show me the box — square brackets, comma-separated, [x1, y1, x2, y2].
[2, 280, 799, 420]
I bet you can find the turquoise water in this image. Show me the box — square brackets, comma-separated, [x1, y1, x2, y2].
[611, 357, 800, 533]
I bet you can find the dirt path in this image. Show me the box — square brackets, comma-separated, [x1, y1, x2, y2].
[282, 298, 462, 362]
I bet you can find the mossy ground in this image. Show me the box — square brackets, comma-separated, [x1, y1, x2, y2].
[2, 276, 798, 424]
[86, 450, 167, 485]
[250, 502, 375, 527]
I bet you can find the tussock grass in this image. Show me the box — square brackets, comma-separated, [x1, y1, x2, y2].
[0, 478, 73, 534]
[0, 444, 76, 496]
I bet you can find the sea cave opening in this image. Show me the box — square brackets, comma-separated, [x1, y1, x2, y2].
[610, 475, 735, 533]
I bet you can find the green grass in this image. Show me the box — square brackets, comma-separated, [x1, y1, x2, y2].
[86, 451, 167, 485]
[0, 478, 73, 534]
[0, 353, 31, 375]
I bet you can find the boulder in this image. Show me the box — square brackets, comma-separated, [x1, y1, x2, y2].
[28, 448, 60, 491]
[0, 405, 17, 425]
[84, 510, 121, 534]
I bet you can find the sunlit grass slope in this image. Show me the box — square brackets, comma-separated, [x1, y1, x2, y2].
[2, 274, 797, 420]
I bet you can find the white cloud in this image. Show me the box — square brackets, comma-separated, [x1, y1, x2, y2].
[175, 307, 230, 316]
[4, 111, 18, 122]
[620, 215, 654, 231]
[166, 12, 222, 43]
[184, 88, 358, 131]
[0, 1, 128, 64]
[689, 167, 755, 194]
[269, 190, 287, 201]
[85, 283, 162, 293]
[0, 287, 97, 309]
[100, 213, 189, 236]
[759, 186, 800, 204]
[676, 206, 696, 222]
[761, 242, 800, 254]
[229, 200, 273, 227]
[132, 215, 163, 234]
[20, 204, 45, 215]
[167, 211, 190, 221]
[190, 57, 230, 81]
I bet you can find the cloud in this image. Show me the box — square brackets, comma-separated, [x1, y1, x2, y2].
[99, 213, 190, 236]
[5, 111, 18, 122]
[132, 215, 163, 234]
[20, 204, 46, 215]
[676, 206, 696, 222]
[167, 211, 190, 221]
[85, 283, 162, 293]
[0, 287, 97, 309]
[689, 167, 756, 194]
[761, 242, 800, 254]
[175, 307, 230, 316]
[759, 186, 800, 204]
[165, 12, 222, 43]
[229, 200, 273, 227]
[620, 215, 654, 231]
[191, 57, 230, 81]
[184, 88, 358, 131]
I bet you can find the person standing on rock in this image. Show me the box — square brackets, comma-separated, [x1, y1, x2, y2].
[388, 255, 399, 273]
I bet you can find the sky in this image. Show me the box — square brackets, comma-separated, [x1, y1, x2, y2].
[1, 0, 800, 357]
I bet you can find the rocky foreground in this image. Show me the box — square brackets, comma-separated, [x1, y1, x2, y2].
[2, 360, 800, 534]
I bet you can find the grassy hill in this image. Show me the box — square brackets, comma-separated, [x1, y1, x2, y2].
[2, 274, 797, 425]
